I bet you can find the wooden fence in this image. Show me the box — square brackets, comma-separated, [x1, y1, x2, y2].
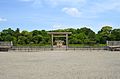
[9, 46, 108, 52]
[0, 41, 13, 51]
[107, 41, 120, 51]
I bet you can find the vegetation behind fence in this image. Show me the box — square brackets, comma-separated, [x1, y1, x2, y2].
[0, 26, 120, 47]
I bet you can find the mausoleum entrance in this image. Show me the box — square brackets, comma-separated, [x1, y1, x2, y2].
[48, 32, 72, 50]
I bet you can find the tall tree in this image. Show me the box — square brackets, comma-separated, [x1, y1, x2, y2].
[32, 35, 43, 44]
[97, 26, 112, 44]
[110, 29, 120, 41]
[14, 28, 20, 43]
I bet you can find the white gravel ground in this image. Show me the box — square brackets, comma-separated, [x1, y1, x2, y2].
[0, 50, 120, 79]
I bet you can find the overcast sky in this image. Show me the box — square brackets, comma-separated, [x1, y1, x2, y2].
[0, 0, 120, 32]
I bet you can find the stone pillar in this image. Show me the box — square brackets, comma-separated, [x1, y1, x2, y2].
[106, 40, 108, 46]
[51, 34, 53, 50]
[66, 34, 68, 50]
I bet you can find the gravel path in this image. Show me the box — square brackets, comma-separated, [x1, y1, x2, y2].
[0, 50, 120, 79]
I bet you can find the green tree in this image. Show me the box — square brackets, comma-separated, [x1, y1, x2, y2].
[70, 27, 96, 44]
[0, 28, 15, 42]
[32, 35, 43, 44]
[4, 35, 13, 41]
[110, 29, 120, 41]
[1, 28, 14, 36]
[18, 36, 27, 45]
[21, 30, 29, 36]
[97, 26, 112, 44]
[32, 30, 40, 36]
[14, 28, 20, 39]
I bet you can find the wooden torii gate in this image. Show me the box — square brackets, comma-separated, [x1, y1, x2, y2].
[48, 32, 72, 50]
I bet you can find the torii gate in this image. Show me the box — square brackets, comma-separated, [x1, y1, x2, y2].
[48, 32, 72, 50]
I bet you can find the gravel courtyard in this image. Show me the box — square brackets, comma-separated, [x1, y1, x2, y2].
[0, 50, 120, 79]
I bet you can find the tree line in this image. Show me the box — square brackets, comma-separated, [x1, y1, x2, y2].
[0, 26, 120, 46]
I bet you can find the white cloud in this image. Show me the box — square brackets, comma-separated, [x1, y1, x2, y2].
[20, 0, 43, 8]
[19, 0, 120, 18]
[53, 24, 72, 30]
[53, 24, 62, 29]
[52, 24, 80, 30]
[20, 0, 86, 7]
[89, 0, 120, 14]
[32, 0, 42, 8]
[0, 18, 7, 22]
[20, 0, 120, 12]
[62, 7, 81, 17]
[20, 0, 33, 2]
[48, 0, 86, 6]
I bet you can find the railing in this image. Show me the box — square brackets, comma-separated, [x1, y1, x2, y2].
[107, 41, 120, 51]
[11, 46, 51, 52]
[0, 41, 13, 51]
[107, 41, 120, 46]
[0, 41, 13, 46]
[10, 46, 108, 52]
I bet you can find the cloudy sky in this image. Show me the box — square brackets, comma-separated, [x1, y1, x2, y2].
[0, 0, 120, 32]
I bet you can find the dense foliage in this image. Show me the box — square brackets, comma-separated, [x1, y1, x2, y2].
[0, 26, 120, 46]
